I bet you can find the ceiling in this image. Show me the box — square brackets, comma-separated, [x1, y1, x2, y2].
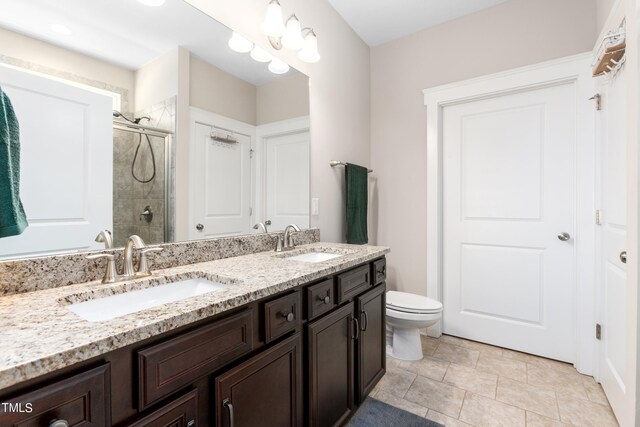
[327, 0, 509, 46]
[0, 0, 299, 85]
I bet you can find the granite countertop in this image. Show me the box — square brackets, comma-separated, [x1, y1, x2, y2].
[0, 242, 389, 390]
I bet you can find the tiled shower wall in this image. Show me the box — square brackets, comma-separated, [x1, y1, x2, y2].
[113, 97, 176, 247]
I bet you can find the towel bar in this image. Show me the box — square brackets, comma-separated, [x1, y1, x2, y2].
[330, 160, 373, 173]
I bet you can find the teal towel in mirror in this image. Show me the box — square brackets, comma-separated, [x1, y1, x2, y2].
[346, 163, 368, 245]
[0, 87, 28, 238]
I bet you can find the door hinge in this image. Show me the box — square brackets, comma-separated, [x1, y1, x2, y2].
[596, 323, 602, 340]
[596, 209, 602, 225]
[249, 148, 254, 158]
[589, 94, 602, 111]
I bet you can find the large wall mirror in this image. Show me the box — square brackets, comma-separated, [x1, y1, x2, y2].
[0, 0, 310, 259]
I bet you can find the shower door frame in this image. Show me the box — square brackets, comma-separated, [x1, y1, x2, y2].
[113, 122, 174, 243]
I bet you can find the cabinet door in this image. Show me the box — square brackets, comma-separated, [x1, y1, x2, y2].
[215, 334, 303, 427]
[356, 284, 386, 402]
[128, 390, 197, 427]
[308, 303, 356, 427]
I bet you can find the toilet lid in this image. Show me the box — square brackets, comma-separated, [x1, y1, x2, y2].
[386, 291, 443, 314]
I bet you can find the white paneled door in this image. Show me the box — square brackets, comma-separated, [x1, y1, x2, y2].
[191, 114, 252, 239]
[596, 68, 631, 424]
[442, 83, 577, 362]
[0, 65, 113, 259]
[264, 131, 310, 231]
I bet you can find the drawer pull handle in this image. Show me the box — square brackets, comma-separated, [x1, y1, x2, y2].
[282, 312, 295, 322]
[361, 311, 368, 331]
[223, 398, 234, 427]
[352, 316, 360, 340]
[320, 295, 331, 304]
[187, 421, 196, 427]
[49, 421, 69, 427]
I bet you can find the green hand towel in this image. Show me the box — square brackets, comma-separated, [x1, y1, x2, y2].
[0, 87, 28, 238]
[346, 163, 368, 244]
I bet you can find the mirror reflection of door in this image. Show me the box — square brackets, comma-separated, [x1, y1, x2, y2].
[264, 130, 310, 232]
[0, 0, 311, 259]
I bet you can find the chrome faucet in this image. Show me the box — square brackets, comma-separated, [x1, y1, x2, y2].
[94, 230, 113, 249]
[253, 220, 271, 234]
[86, 234, 163, 283]
[122, 235, 163, 278]
[283, 224, 301, 250]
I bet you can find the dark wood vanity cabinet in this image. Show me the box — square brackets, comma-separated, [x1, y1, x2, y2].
[128, 390, 197, 427]
[307, 303, 356, 427]
[0, 257, 386, 427]
[355, 284, 386, 403]
[0, 364, 111, 427]
[214, 333, 303, 427]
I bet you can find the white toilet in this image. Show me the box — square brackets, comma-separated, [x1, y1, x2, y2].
[386, 291, 443, 361]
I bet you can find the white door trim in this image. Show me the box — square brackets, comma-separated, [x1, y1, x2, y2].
[255, 116, 310, 226]
[423, 53, 597, 374]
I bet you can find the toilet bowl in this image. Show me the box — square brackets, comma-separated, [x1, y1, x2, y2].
[386, 291, 443, 361]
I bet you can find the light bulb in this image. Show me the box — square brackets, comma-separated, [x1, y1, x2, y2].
[281, 15, 305, 50]
[260, 0, 286, 37]
[298, 30, 320, 63]
[250, 46, 273, 63]
[228, 32, 254, 53]
[268, 58, 290, 74]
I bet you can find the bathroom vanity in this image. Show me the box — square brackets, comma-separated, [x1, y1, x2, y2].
[0, 243, 388, 427]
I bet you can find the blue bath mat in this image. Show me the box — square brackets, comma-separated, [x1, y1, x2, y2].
[346, 398, 443, 427]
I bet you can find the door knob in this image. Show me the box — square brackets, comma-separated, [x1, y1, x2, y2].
[196, 223, 204, 231]
[620, 251, 627, 264]
[557, 232, 571, 241]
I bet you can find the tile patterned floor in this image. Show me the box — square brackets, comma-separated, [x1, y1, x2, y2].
[370, 335, 619, 427]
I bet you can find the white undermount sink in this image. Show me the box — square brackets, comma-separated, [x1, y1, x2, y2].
[67, 278, 229, 322]
[286, 252, 343, 263]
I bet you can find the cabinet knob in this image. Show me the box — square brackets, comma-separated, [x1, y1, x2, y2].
[49, 421, 69, 427]
[196, 223, 204, 231]
[283, 312, 295, 322]
[620, 251, 627, 264]
[322, 295, 331, 304]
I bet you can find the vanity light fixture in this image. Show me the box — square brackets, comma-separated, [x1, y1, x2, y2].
[50, 23, 71, 35]
[137, 0, 166, 6]
[281, 15, 305, 50]
[228, 32, 254, 53]
[298, 29, 320, 63]
[268, 58, 290, 74]
[260, 0, 320, 63]
[250, 45, 273, 63]
[260, 0, 286, 37]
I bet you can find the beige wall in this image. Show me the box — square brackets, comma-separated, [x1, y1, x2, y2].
[370, 0, 598, 296]
[185, 0, 371, 243]
[597, 0, 617, 32]
[256, 73, 310, 125]
[189, 55, 257, 125]
[0, 27, 135, 111]
[135, 49, 180, 112]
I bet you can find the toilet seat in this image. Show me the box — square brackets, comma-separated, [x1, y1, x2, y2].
[386, 291, 442, 314]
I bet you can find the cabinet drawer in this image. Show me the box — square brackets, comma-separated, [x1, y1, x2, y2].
[372, 258, 386, 285]
[138, 309, 253, 410]
[129, 389, 197, 427]
[337, 265, 371, 303]
[306, 279, 335, 320]
[264, 291, 301, 343]
[0, 364, 110, 427]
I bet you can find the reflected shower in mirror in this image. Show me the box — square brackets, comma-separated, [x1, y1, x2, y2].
[0, 0, 310, 259]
